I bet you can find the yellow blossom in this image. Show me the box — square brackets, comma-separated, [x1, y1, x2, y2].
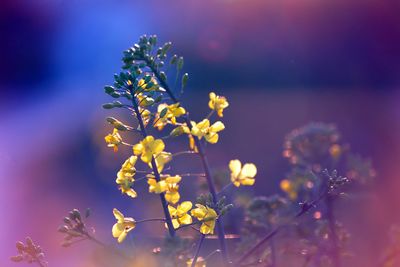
[280, 179, 297, 200]
[191, 119, 225, 144]
[191, 204, 218, 234]
[112, 208, 136, 243]
[151, 152, 172, 173]
[165, 175, 182, 204]
[154, 103, 186, 130]
[187, 257, 206, 267]
[168, 201, 193, 229]
[147, 175, 182, 204]
[208, 92, 229, 117]
[137, 93, 155, 107]
[140, 108, 152, 127]
[138, 77, 159, 92]
[229, 159, 257, 187]
[147, 178, 167, 194]
[104, 128, 122, 152]
[133, 136, 165, 163]
[116, 156, 138, 198]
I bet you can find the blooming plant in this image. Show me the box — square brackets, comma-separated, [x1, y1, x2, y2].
[10, 36, 390, 267]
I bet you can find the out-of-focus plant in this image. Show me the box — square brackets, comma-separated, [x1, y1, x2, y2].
[11, 237, 48, 267]
[235, 123, 373, 267]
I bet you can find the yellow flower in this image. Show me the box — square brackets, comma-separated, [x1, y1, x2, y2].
[151, 152, 172, 173]
[133, 136, 165, 163]
[191, 204, 218, 235]
[165, 175, 182, 204]
[208, 92, 229, 117]
[147, 178, 167, 194]
[104, 129, 122, 152]
[116, 156, 138, 198]
[229, 159, 257, 187]
[280, 179, 297, 200]
[154, 103, 186, 130]
[137, 93, 155, 107]
[147, 175, 182, 204]
[168, 201, 193, 229]
[138, 77, 159, 92]
[191, 119, 225, 144]
[140, 108, 151, 127]
[187, 257, 206, 267]
[112, 208, 136, 243]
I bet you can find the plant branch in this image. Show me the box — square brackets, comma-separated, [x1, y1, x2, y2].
[144, 56, 230, 265]
[237, 189, 329, 265]
[129, 89, 176, 237]
[191, 234, 206, 267]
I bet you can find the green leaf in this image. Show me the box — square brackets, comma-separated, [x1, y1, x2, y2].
[177, 57, 184, 70]
[104, 85, 115, 94]
[159, 107, 168, 118]
[160, 71, 167, 81]
[182, 73, 188, 88]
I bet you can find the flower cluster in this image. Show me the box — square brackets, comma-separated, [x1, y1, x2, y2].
[11, 237, 47, 266]
[116, 156, 138, 198]
[112, 208, 136, 243]
[57, 208, 93, 247]
[99, 35, 257, 266]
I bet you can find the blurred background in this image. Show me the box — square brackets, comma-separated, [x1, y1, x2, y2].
[1, 0, 399, 266]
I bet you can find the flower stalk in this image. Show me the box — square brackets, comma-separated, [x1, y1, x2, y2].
[129, 91, 176, 237]
[145, 58, 230, 264]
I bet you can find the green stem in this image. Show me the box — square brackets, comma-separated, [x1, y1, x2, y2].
[129, 90, 176, 237]
[191, 234, 206, 267]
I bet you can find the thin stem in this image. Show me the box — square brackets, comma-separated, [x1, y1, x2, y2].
[122, 141, 133, 147]
[191, 234, 206, 267]
[218, 183, 234, 196]
[179, 173, 206, 177]
[129, 90, 176, 237]
[145, 56, 229, 265]
[326, 195, 341, 267]
[86, 234, 133, 262]
[136, 218, 165, 224]
[206, 110, 215, 120]
[237, 189, 328, 265]
[205, 249, 221, 261]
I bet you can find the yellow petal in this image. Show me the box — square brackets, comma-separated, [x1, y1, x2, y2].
[133, 143, 143, 155]
[151, 139, 165, 154]
[241, 178, 255, 186]
[179, 214, 193, 225]
[197, 119, 210, 130]
[178, 201, 193, 214]
[112, 222, 124, 238]
[229, 160, 242, 178]
[165, 175, 182, 184]
[172, 219, 180, 229]
[205, 133, 219, 144]
[165, 191, 180, 204]
[210, 121, 225, 132]
[117, 231, 128, 243]
[168, 205, 177, 217]
[241, 163, 257, 178]
[113, 208, 124, 222]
